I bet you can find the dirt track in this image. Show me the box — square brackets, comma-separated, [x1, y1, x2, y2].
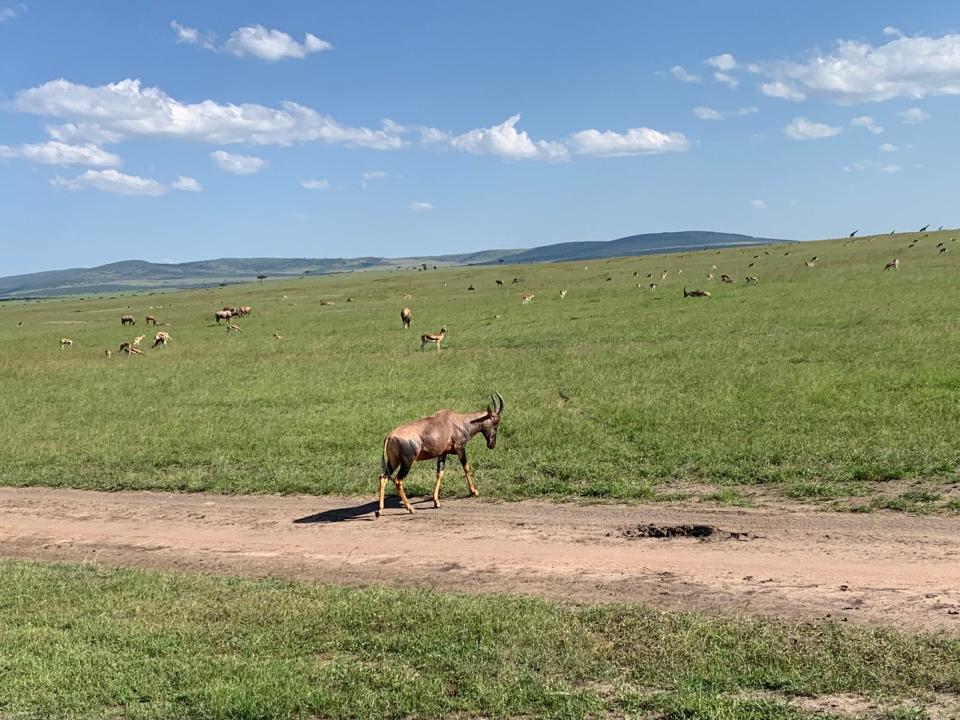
[1, 487, 958, 631]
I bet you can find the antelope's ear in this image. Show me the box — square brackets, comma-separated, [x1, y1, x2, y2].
[471, 413, 491, 424]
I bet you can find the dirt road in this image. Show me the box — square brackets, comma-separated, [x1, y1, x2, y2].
[1, 487, 958, 631]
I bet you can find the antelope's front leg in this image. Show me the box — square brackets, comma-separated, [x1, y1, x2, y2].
[433, 455, 446, 508]
[457, 450, 479, 497]
[375, 474, 388, 518]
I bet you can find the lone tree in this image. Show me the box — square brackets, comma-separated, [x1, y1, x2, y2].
[257, 274, 267, 285]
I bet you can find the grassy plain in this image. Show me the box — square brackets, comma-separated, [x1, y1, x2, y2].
[1, 559, 957, 720]
[1, 231, 959, 506]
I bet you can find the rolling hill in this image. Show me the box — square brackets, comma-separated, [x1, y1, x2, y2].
[0, 230, 784, 298]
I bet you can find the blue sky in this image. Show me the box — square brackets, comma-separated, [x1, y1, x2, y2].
[2, 1, 959, 275]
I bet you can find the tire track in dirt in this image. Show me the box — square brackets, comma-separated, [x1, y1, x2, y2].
[1, 487, 958, 631]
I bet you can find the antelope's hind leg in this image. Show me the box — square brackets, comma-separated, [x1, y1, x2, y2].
[433, 455, 446, 508]
[457, 449, 479, 497]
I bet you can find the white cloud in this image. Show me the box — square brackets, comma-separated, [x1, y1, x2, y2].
[361, 169, 388, 188]
[0, 140, 121, 166]
[51, 169, 167, 196]
[45, 123, 123, 145]
[784, 117, 842, 140]
[850, 115, 883, 133]
[883, 26, 904, 38]
[567, 127, 689, 157]
[706, 53, 737, 71]
[210, 150, 267, 174]
[760, 80, 806, 102]
[448, 113, 569, 161]
[880, 142, 898, 152]
[757, 32, 960, 104]
[14, 79, 405, 149]
[693, 105, 757, 120]
[225, 25, 331, 61]
[880, 164, 903, 173]
[898, 107, 930, 123]
[670, 65, 701, 83]
[301, 178, 329, 189]
[170, 20, 216, 50]
[171, 176, 202, 192]
[749, 199, 767, 210]
[409, 201, 433, 211]
[0, 3, 25, 22]
[693, 106, 722, 120]
[714, 72, 739, 88]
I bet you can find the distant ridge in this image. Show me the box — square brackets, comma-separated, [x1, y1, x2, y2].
[0, 230, 785, 298]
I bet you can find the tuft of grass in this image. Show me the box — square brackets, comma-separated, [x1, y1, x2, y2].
[3, 231, 960, 504]
[1, 560, 958, 720]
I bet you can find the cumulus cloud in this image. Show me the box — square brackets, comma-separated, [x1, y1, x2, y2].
[749, 199, 767, 210]
[171, 176, 202, 192]
[448, 113, 569, 161]
[14, 79, 405, 149]
[51, 169, 168, 196]
[225, 25, 332, 61]
[757, 32, 960, 104]
[706, 53, 737, 71]
[301, 178, 329, 189]
[409, 201, 433, 211]
[850, 115, 883, 133]
[210, 150, 267, 174]
[0, 140, 121, 166]
[170, 20, 216, 50]
[784, 117, 842, 140]
[567, 127, 689, 157]
[670, 65, 701, 83]
[883, 26, 904, 38]
[880, 142, 899, 152]
[693, 105, 757, 120]
[898, 107, 930, 123]
[713, 72, 739, 87]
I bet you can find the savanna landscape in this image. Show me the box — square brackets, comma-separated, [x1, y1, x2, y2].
[2, 230, 960, 719]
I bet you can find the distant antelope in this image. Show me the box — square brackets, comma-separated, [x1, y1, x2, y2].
[496, 280, 503, 287]
[710, 265, 718, 270]
[376, 393, 503, 516]
[937, 242, 945, 248]
[521, 294, 534, 305]
[400, 307, 412, 329]
[810, 256, 819, 262]
[273, 332, 283, 340]
[940, 247, 948, 255]
[420, 326, 446, 351]
[721, 274, 733, 283]
[661, 270, 668, 280]
[119, 342, 143, 356]
[707, 273, 716, 280]
[560, 289, 567, 299]
[131, 334, 146, 347]
[152, 331, 170, 348]
[59, 338, 73, 350]
[104, 349, 112, 358]
[145, 315, 158, 326]
[214, 309, 232, 324]
[748, 262, 755, 268]
[683, 287, 711, 298]
[649, 283, 657, 290]
[467, 284, 475, 291]
[745, 275, 759, 285]
[236, 306, 252, 317]
[120, 315, 135, 326]
[606, 276, 613, 281]
[226, 323, 243, 334]
[403, 293, 413, 300]
[512, 278, 520, 284]
[805, 261, 817, 268]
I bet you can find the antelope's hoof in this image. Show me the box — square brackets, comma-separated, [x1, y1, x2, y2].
[470, 489, 480, 497]
[433, 500, 441, 509]
[407, 507, 416, 514]
[374, 510, 381, 518]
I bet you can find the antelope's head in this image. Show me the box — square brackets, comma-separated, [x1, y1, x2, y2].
[473, 392, 504, 449]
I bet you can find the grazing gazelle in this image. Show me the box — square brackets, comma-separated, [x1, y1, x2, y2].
[521, 293, 534, 305]
[376, 393, 504, 516]
[59, 338, 73, 350]
[683, 287, 711, 298]
[420, 326, 446, 351]
[884, 258, 900, 271]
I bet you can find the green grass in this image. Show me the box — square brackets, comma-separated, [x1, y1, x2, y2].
[2, 230, 960, 503]
[1, 560, 957, 719]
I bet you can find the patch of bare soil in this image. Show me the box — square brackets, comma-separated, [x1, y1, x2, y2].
[1, 488, 959, 631]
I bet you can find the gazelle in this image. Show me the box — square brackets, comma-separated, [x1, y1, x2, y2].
[560, 289, 567, 299]
[376, 393, 503, 516]
[884, 258, 900, 271]
[420, 326, 446, 351]
[59, 338, 73, 350]
[521, 294, 534, 305]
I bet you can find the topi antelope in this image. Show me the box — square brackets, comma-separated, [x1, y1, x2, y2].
[214, 309, 232, 324]
[59, 338, 73, 350]
[683, 287, 711, 298]
[152, 331, 170, 348]
[420, 326, 446, 351]
[376, 393, 503, 516]
[400, 307, 412, 329]
[236, 306, 252, 317]
[145, 315, 158, 326]
[560, 289, 567, 299]
[120, 314, 135, 326]
[521, 294, 534, 305]
[884, 258, 900, 271]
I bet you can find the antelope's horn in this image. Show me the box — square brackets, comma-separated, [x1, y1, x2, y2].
[495, 392, 504, 413]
